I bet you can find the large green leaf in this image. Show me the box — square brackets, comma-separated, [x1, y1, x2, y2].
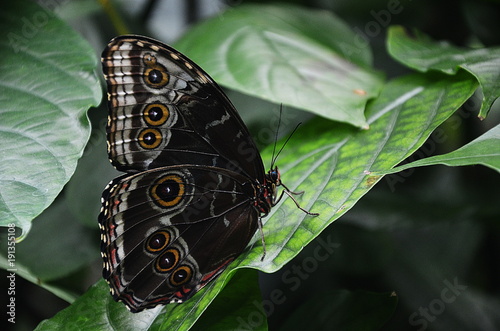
[0, 0, 101, 238]
[381, 123, 500, 174]
[248, 71, 477, 272]
[174, 4, 384, 128]
[387, 25, 500, 119]
[37, 71, 476, 330]
[0, 109, 114, 304]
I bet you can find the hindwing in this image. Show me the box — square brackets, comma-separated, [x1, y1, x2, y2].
[99, 165, 259, 312]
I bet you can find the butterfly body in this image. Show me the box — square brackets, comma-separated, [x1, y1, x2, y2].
[99, 35, 283, 312]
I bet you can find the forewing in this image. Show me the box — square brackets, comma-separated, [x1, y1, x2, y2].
[101, 35, 264, 180]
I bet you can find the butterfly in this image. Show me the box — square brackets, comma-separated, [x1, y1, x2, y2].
[99, 35, 317, 312]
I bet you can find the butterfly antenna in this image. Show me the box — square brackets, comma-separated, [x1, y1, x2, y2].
[272, 122, 302, 167]
[270, 105, 283, 169]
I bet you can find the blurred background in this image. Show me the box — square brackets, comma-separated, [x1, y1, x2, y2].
[1, 0, 499, 330]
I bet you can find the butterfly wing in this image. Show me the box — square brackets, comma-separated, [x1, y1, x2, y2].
[100, 35, 273, 312]
[99, 165, 259, 312]
[101, 35, 264, 181]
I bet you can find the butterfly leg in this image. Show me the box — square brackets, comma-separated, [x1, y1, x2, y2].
[283, 190, 320, 216]
[278, 183, 319, 216]
[258, 217, 267, 261]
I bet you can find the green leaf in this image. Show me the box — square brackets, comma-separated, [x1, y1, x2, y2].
[381, 123, 500, 174]
[387, 25, 500, 119]
[2, 196, 98, 281]
[35, 280, 164, 331]
[35, 270, 266, 331]
[42, 71, 476, 330]
[0, 0, 101, 238]
[250, 71, 477, 273]
[174, 4, 384, 128]
[0, 254, 78, 305]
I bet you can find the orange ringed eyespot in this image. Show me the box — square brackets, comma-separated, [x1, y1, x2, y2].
[150, 175, 185, 207]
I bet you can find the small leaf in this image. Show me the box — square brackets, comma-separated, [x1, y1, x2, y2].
[0, 0, 101, 238]
[174, 4, 384, 128]
[381, 123, 500, 174]
[387, 25, 500, 119]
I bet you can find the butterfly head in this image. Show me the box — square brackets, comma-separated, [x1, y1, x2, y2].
[267, 166, 281, 186]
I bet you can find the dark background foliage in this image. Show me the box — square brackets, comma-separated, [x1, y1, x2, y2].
[0, 0, 499, 330]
